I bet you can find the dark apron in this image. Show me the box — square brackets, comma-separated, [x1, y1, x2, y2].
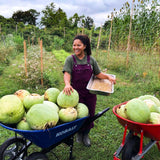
[71, 55, 97, 129]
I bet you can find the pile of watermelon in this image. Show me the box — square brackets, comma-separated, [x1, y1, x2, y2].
[116, 95, 160, 124]
[0, 88, 89, 130]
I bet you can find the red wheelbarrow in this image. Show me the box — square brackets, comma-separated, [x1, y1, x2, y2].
[0, 107, 110, 160]
[113, 101, 160, 160]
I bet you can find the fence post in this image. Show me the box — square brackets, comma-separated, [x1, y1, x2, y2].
[97, 24, 102, 49]
[82, 26, 85, 34]
[107, 12, 113, 59]
[64, 27, 65, 38]
[40, 39, 43, 86]
[16, 24, 17, 33]
[23, 40, 28, 77]
[90, 30, 92, 43]
[126, 0, 134, 68]
[159, 50, 160, 79]
[28, 37, 30, 46]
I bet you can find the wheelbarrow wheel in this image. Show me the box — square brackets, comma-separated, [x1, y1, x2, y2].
[0, 136, 27, 160]
[26, 152, 48, 160]
[122, 135, 140, 160]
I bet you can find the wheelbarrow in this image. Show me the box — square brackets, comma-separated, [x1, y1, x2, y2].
[0, 107, 110, 160]
[112, 101, 160, 160]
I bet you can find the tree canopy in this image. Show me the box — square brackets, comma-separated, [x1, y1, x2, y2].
[40, 3, 69, 28]
[12, 9, 40, 25]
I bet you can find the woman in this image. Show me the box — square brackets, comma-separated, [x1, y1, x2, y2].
[63, 34, 116, 147]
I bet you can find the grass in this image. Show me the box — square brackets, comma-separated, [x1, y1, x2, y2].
[0, 46, 64, 97]
[0, 46, 160, 160]
[52, 49, 71, 63]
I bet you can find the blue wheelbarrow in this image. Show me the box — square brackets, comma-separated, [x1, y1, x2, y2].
[0, 107, 110, 160]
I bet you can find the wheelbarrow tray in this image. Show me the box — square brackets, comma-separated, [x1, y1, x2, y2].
[113, 101, 160, 141]
[0, 116, 88, 149]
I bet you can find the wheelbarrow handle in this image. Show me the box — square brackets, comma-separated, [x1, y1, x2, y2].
[89, 107, 110, 122]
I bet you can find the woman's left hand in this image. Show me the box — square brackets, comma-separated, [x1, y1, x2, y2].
[96, 72, 116, 84]
[108, 75, 116, 84]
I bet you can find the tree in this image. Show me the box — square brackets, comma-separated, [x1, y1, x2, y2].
[41, 2, 57, 28]
[28, 9, 40, 25]
[68, 13, 85, 28]
[41, 3, 68, 28]
[54, 8, 68, 28]
[103, 20, 111, 30]
[0, 15, 6, 22]
[12, 10, 24, 23]
[12, 9, 40, 25]
[84, 16, 94, 30]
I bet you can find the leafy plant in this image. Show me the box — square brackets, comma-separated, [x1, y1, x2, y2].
[52, 36, 65, 50]
[13, 34, 24, 52]
[52, 49, 71, 63]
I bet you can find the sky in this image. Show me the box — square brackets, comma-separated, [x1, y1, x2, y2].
[0, 0, 133, 27]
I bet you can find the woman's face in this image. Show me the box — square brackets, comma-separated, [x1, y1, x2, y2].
[73, 39, 86, 56]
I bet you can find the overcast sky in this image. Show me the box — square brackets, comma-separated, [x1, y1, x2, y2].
[0, 0, 133, 27]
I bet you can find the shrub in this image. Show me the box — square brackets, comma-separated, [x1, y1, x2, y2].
[13, 34, 24, 52]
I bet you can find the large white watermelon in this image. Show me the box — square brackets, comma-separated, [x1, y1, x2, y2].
[125, 98, 150, 123]
[75, 103, 89, 118]
[59, 107, 77, 122]
[26, 103, 59, 130]
[57, 89, 79, 108]
[44, 88, 60, 103]
[0, 95, 25, 124]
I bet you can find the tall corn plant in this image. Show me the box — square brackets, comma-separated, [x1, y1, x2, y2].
[105, 0, 159, 53]
[111, 2, 131, 51]
[132, 0, 160, 53]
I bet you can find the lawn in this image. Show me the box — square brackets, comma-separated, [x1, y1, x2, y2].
[0, 47, 160, 160]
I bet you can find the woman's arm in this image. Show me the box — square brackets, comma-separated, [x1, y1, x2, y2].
[96, 72, 116, 84]
[63, 72, 74, 95]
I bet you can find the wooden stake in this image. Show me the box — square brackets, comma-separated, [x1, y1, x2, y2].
[23, 40, 28, 77]
[77, 28, 79, 35]
[82, 26, 84, 34]
[159, 49, 160, 79]
[158, 67, 160, 80]
[126, 0, 134, 68]
[97, 24, 102, 49]
[16, 24, 17, 33]
[32, 37, 34, 45]
[0, 24, 1, 34]
[28, 37, 30, 46]
[40, 39, 43, 86]
[38, 37, 40, 45]
[90, 29, 92, 43]
[64, 27, 65, 38]
[108, 12, 113, 59]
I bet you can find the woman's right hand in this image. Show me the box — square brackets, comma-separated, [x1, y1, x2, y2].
[63, 84, 74, 95]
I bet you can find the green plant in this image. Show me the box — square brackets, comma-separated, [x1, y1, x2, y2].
[52, 36, 65, 50]
[0, 66, 4, 75]
[52, 49, 71, 63]
[14, 45, 63, 89]
[13, 34, 24, 52]
[43, 70, 62, 88]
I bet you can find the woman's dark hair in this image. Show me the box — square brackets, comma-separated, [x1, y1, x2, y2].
[73, 34, 92, 55]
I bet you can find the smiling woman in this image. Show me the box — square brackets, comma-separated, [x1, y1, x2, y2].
[62, 34, 116, 147]
[72, 39, 87, 60]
